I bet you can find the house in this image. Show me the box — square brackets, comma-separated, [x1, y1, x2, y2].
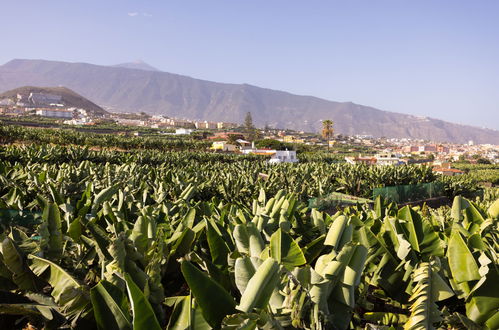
[35, 108, 73, 118]
[432, 162, 464, 176]
[175, 128, 194, 135]
[375, 153, 402, 166]
[211, 141, 237, 152]
[116, 118, 145, 126]
[269, 150, 299, 163]
[236, 139, 251, 147]
[217, 122, 238, 129]
[168, 118, 194, 128]
[433, 167, 464, 176]
[195, 121, 217, 129]
[345, 155, 377, 165]
[241, 147, 299, 163]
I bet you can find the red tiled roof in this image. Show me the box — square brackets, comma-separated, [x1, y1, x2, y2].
[433, 168, 464, 173]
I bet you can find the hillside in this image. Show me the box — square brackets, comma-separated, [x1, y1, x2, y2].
[112, 60, 160, 72]
[0, 59, 498, 144]
[0, 85, 107, 116]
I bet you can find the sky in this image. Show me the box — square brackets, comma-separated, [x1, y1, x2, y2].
[0, 0, 498, 130]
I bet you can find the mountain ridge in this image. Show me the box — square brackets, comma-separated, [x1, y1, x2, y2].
[0, 58, 498, 144]
[112, 60, 160, 72]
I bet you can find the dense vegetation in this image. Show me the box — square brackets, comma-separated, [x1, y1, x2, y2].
[0, 144, 479, 204]
[0, 125, 496, 329]
[453, 163, 499, 185]
[0, 167, 497, 328]
[0, 125, 211, 151]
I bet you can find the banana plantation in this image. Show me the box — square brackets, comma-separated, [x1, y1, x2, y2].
[0, 143, 497, 329]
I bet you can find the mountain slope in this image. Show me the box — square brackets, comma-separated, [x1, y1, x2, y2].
[0, 86, 107, 116]
[112, 60, 160, 72]
[0, 59, 497, 144]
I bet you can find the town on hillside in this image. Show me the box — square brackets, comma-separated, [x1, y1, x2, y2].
[1, 93, 497, 167]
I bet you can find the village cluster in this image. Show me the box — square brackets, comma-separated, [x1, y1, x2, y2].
[1, 91, 497, 166]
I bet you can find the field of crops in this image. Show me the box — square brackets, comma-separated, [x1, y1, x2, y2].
[0, 142, 498, 329]
[453, 163, 499, 186]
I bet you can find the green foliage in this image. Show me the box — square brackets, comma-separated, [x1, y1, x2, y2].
[0, 142, 496, 329]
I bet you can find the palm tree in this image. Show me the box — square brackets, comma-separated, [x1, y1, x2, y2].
[322, 120, 334, 140]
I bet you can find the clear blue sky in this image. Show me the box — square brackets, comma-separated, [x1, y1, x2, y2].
[1, 1, 498, 130]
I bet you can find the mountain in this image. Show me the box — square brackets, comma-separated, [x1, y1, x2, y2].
[112, 60, 160, 72]
[0, 59, 498, 144]
[0, 85, 107, 116]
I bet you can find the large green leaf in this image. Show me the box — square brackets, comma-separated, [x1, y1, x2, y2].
[90, 280, 132, 330]
[324, 215, 349, 250]
[447, 231, 481, 283]
[270, 228, 306, 269]
[1, 237, 38, 291]
[41, 203, 63, 259]
[28, 255, 90, 318]
[124, 273, 161, 330]
[405, 262, 443, 330]
[234, 256, 262, 295]
[233, 223, 264, 257]
[166, 295, 211, 330]
[206, 220, 230, 267]
[397, 206, 423, 252]
[487, 198, 499, 219]
[181, 260, 236, 328]
[91, 185, 119, 216]
[166, 296, 192, 330]
[451, 196, 470, 223]
[238, 257, 280, 313]
[466, 269, 499, 329]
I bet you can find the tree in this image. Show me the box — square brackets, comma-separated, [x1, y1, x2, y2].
[254, 139, 286, 150]
[244, 112, 254, 131]
[244, 112, 260, 141]
[477, 158, 491, 164]
[227, 133, 244, 145]
[321, 120, 334, 140]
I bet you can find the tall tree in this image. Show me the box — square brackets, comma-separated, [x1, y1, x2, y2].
[322, 120, 334, 140]
[244, 112, 259, 141]
[244, 112, 254, 131]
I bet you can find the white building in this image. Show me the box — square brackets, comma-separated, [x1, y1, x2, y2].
[269, 150, 299, 163]
[36, 109, 73, 118]
[374, 153, 402, 166]
[211, 141, 237, 152]
[195, 121, 217, 129]
[116, 119, 145, 126]
[241, 147, 298, 163]
[175, 128, 194, 135]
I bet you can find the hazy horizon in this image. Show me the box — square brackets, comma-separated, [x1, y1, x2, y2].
[0, 0, 498, 130]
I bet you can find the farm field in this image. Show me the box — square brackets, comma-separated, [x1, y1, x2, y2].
[0, 140, 498, 329]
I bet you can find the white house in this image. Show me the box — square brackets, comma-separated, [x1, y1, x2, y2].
[175, 128, 194, 135]
[35, 109, 73, 118]
[269, 150, 298, 163]
[211, 141, 237, 152]
[241, 147, 298, 163]
[374, 153, 402, 166]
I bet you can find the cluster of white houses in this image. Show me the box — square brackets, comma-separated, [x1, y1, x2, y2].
[211, 141, 299, 163]
[115, 115, 239, 130]
[345, 153, 465, 176]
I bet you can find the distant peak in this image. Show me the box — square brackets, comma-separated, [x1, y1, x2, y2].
[112, 60, 160, 72]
